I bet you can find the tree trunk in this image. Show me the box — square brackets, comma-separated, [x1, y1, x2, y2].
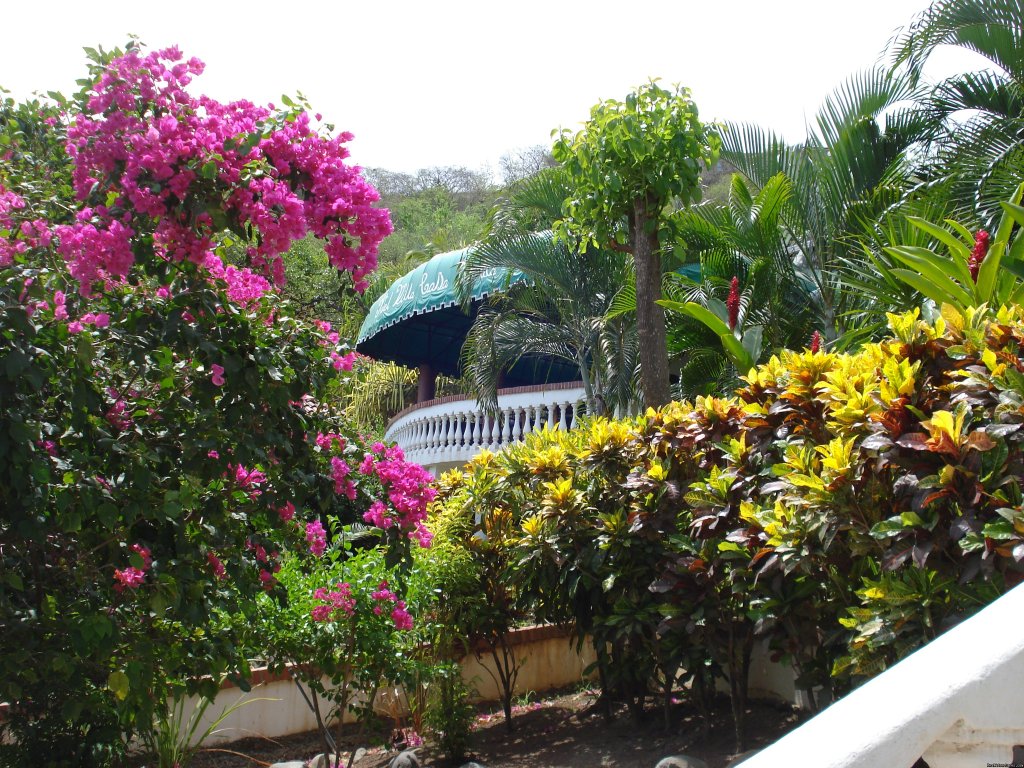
[632, 197, 671, 408]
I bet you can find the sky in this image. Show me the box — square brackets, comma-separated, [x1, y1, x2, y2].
[2, 1, 989, 178]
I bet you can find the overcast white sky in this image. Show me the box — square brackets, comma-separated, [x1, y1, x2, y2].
[2, 1, 988, 177]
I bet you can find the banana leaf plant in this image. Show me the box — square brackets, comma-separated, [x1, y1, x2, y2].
[886, 182, 1024, 312]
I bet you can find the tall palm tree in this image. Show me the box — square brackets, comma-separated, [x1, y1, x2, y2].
[889, 0, 1024, 222]
[458, 169, 638, 415]
[720, 68, 930, 338]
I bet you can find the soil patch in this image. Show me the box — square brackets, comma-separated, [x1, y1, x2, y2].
[187, 689, 803, 768]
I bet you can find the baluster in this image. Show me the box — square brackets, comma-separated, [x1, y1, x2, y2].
[441, 415, 451, 448]
[451, 412, 462, 448]
[433, 415, 443, 449]
[491, 412, 502, 446]
[501, 407, 512, 445]
[472, 410, 483, 446]
[543, 401, 555, 431]
[559, 400, 569, 431]
[569, 400, 580, 430]
[512, 407, 523, 442]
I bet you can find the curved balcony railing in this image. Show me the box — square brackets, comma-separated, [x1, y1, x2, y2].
[385, 381, 587, 474]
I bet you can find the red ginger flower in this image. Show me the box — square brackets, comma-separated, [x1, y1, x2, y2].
[727, 276, 740, 331]
[810, 330, 822, 354]
[969, 230, 990, 283]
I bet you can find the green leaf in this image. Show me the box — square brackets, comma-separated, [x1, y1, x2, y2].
[107, 670, 129, 701]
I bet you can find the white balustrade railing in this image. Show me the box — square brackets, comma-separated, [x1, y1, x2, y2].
[385, 382, 588, 475]
[738, 582, 1024, 768]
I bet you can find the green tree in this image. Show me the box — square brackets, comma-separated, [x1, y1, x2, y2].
[553, 81, 720, 408]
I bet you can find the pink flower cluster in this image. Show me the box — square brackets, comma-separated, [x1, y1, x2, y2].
[113, 543, 152, 592]
[231, 464, 266, 497]
[306, 519, 327, 557]
[359, 443, 436, 547]
[207, 551, 227, 580]
[0, 185, 28, 267]
[311, 582, 356, 622]
[58, 46, 391, 296]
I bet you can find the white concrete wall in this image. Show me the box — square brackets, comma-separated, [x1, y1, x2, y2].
[180, 625, 597, 746]
[736, 583, 1024, 768]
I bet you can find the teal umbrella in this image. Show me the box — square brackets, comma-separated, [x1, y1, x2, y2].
[356, 247, 578, 385]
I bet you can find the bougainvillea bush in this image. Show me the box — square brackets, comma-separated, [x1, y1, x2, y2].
[0, 43, 435, 765]
[430, 304, 1024, 746]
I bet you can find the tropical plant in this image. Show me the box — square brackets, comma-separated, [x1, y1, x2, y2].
[889, 0, 1024, 221]
[885, 182, 1024, 311]
[141, 691, 274, 768]
[661, 172, 819, 395]
[459, 168, 637, 415]
[721, 68, 930, 337]
[554, 80, 721, 407]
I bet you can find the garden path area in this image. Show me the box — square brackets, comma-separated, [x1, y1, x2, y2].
[188, 689, 800, 768]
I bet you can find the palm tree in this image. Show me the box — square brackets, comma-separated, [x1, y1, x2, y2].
[458, 169, 638, 416]
[663, 173, 820, 396]
[889, 0, 1024, 222]
[720, 68, 930, 338]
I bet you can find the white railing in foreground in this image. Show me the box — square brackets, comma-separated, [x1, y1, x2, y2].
[385, 382, 587, 474]
[738, 583, 1024, 768]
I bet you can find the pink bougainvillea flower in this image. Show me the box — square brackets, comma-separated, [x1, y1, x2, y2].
[210, 363, 225, 386]
[277, 501, 296, 522]
[113, 566, 146, 592]
[391, 600, 413, 630]
[306, 519, 327, 556]
[130, 543, 152, 570]
[207, 551, 227, 580]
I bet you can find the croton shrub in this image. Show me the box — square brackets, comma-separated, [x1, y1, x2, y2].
[430, 304, 1024, 737]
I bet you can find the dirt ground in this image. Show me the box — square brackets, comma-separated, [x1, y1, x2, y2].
[187, 688, 802, 768]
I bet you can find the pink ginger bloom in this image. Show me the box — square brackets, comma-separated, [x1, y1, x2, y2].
[306, 519, 327, 556]
[727, 276, 740, 331]
[810, 330, 822, 354]
[210, 363, 226, 386]
[969, 230, 991, 283]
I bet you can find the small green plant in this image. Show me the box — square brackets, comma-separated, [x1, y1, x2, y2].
[423, 664, 476, 762]
[141, 691, 275, 768]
